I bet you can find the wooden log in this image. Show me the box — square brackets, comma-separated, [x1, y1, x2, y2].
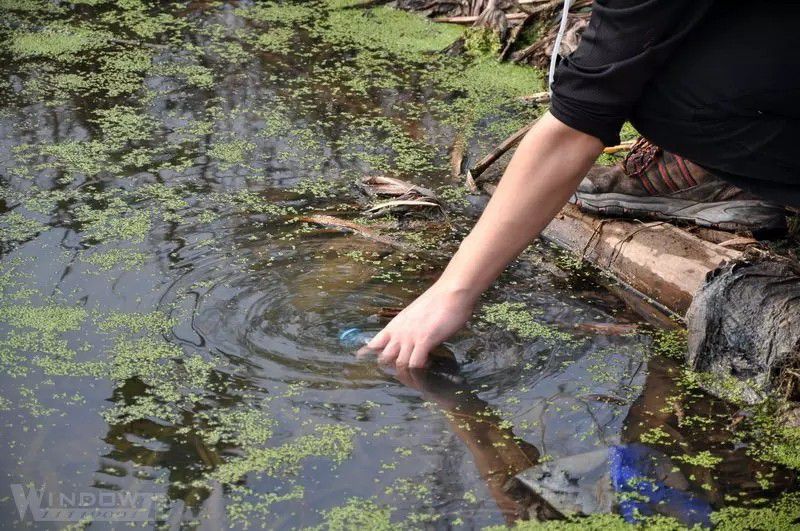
[540, 204, 742, 315]
[481, 185, 740, 316]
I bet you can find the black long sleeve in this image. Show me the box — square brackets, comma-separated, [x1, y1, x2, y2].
[550, 0, 714, 146]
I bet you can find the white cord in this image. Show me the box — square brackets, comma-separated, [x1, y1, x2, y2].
[548, 0, 573, 94]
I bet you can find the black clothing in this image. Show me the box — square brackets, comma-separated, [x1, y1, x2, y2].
[550, 0, 800, 207]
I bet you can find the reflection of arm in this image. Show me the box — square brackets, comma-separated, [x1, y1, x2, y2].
[400, 369, 559, 522]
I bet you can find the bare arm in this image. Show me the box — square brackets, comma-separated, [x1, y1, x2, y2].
[365, 112, 603, 368]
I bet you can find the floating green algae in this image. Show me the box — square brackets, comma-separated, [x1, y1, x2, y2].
[236, 2, 315, 25]
[73, 198, 152, 243]
[316, 3, 464, 58]
[210, 424, 357, 484]
[8, 24, 109, 62]
[312, 497, 396, 531]
[207, 138, 257, 169]
[481, 301, 576, 345]
[0, 212, 48, 244]
[651, 329, 688, 359]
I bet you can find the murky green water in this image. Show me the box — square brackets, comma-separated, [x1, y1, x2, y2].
[1, 1, 798, 529]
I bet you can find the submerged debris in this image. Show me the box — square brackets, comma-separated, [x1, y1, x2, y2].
[299, 214, 410, 250]
[359, 175, 443, 217]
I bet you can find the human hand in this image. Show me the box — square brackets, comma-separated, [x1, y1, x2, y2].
[358, 283, 476, 369]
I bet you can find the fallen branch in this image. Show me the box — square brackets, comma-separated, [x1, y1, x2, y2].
[602, 141, 635, 155]
[500, 13, 535, 60]
[466, 121, 535, 183]
[520, 91, 550, 104]
[517, 0, 563, 16]
[360, 175, 436, 199]
[450, 134, 466, 179]
[299, 215, 409, 251]
[365, 199, 441, 216]
[433, 12, 528, 23]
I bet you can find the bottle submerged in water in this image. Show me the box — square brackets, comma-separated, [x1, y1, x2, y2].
[338, 327, 461, 375]
[338, 328, 376, 349]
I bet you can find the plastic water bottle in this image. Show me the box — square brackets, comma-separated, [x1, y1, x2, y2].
[338, 327, 376, 349]
[338, 327, 461, 376]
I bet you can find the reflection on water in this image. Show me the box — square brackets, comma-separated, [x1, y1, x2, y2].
[0, 1, 796, 528]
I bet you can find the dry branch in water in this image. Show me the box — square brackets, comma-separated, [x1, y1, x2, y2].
[520, 91, 551, 104]
[360, 175, 437, 199]
[466, 121, 536, 182]
[299, 215, 409, 250]
[602, 141, 635, 154]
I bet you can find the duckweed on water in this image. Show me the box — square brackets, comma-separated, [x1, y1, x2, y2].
[37, 140, 115, 177]
[236, 2, 315, 25]
[210, 424, 356, 484]
[207, 139, 257, 169]
[673, 450, 723, 469]
[652, 328, 688, 359]
[313, 497, 395, 531]
[0, 212, 47, 244]
[316, 4, 463, 58]
[73, 198, 152, 243]
[8, 24, 109, 62]
[481, 301, 575, 345]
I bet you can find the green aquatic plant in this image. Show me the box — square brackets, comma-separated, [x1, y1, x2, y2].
[92, 105, 157, 147]
[481, 301, 575, 345]
[73, 197, 152, 243]
[313, 497, 395, 531]
[199, 406, 275, 447]
[94, 48, 152, 97]
[652, 329, 688, 359]
[236, 2, 315, 25]
[38, 140, 114, 177]
[464, 27, 502, 57]
[0, 302, 94, 379]
[639, 426, 672, 446]
[291, 178, 342, 199]
[0, 212, 47, 243]
[211, 424, 356, 484]
[674, 450, 723, 469]
[712, 492, 800, 530]
[0, 303, 86, 334]
[99, 0, 185, 40]
[317, 4, 463, 58]
[0, 0, 63, 12]
[207, 139, 256, 169]
[210, 190, 296, 217]
[246, 27, 295, 54]
[22, 72, 91, 104]
[742, 401, 800, 471]
[9, 24, 109, 62]
[150, 61, 215, 89]
[227, 485, 305, 528]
